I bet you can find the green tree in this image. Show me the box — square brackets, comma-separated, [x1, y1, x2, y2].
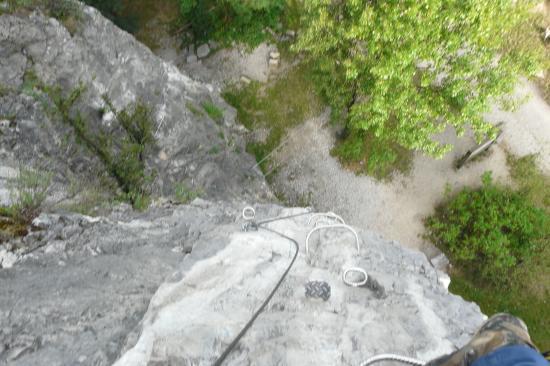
[295, 0, 545, 171]
[180, 0, 285, 46]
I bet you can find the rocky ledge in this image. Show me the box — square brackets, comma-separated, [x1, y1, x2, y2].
[1, 202, 485, 365]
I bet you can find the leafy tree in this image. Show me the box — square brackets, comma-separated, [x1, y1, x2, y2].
[295, 0, 545, 170]
[180, 0, 285, 46]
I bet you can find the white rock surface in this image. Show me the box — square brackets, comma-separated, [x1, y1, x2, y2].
[115, 208, 484, 366]
[0, 248, 18, 268]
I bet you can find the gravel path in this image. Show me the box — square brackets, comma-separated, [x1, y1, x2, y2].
[271, 103, 538, 253]
[274, 79, 550, 254]
[485, 80, 550, 174]
[272, 80, 550, 253]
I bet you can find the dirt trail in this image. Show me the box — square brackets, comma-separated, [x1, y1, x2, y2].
[485, 81, 550, 175]
[272, 81, 550, 253]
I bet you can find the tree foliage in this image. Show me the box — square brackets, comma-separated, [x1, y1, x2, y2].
[180, 0, 285, 46]
[425, 172, 549, 283]
[295, 0, 545, 169]
[82, 0, 138, 33]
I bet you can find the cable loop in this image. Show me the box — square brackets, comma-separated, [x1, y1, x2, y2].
[305, 223, 360, 255]
[360, 354, 425, 365]
[307, 212, 345, 226]
[343, 267, 368, 287]
[242, 206, 256, 221]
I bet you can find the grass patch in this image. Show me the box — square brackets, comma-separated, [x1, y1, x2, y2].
[507, 153, 550, 210]
[208, 145, 220, 155]
[0, 84, 12, 97]
[222, 63, 324, 174]
[0, 167, 52, 243]
[201, 101, 223, 123]
[186, 102, 203, 117]
[174, 183, 202, 204]
[331, 132, 414, 181]
[449, 265, 549, 350]
[429, 156, 549, 349]
[3, 0, 83, 34]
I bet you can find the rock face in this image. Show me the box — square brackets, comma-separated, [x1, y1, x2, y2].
[115, 207, 485, 366]
[0, 6, 269, 205]
[0, 5, 487, 366]
[0, 204, 485, 365]
[0, 200, 242, 365]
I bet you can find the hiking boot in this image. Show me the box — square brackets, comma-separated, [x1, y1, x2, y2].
[426, 313, 539, 366]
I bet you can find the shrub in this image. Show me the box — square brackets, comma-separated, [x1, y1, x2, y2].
[179, 0, 285, 47]
[425, 172, 549, 283]
[7, 167, 52, 223]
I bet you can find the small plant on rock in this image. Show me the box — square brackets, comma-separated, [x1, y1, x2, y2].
[1, 166, 52, 242]
[174, 183, 201, 204]
[201, 101, 223, 123]
[8, 166, 52, 223]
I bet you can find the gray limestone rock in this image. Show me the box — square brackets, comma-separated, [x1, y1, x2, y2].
[196, 43, 210, 58]
[0, 7, 270, 206]
[0, 204, 487, 366]
[186, 54, 198, 64]
[111, 207, 486, 366]
[0, 5, 489, 366]
[0, 201, 243, 365]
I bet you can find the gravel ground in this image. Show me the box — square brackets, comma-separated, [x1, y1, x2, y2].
[271, 80, 550, 253]
[155, 40, 550, 254]
[485, 80, 550, 175]
[180, 43, 278, 88]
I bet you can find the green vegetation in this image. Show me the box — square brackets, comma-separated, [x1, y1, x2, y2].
[507, 154, 550, 209]
[332, 132, 413, 181]
[81, 0, 138, 33]
[174, 183, 202, 204]
[294, 0, 546, 176]
[222, 63, 324, 173]
[179, 0, 284, 47]
[426, 172, 548, 282]
[186, 102, 203, 117]
[201, 101, 223, 123]
[426, 156, 550, 348]
[450, 270, 549, 350]
[4, 0, 83, 34]
[534, 4, 550, 103]
[0, 84, 11, 97]
[0, 167, 52, 242]
[24, 70, 156, 210]
[6, 167, 52, 223]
